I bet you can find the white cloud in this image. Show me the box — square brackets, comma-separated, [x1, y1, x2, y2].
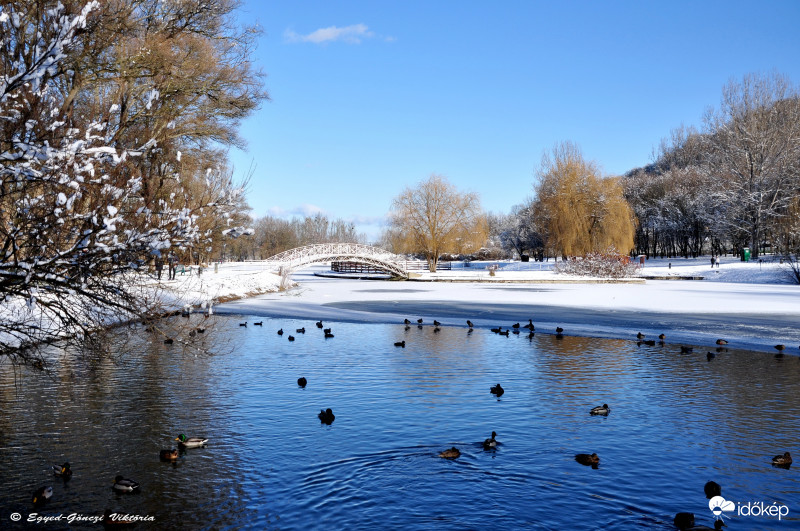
[284, 24, 379, 45]
[268, 204, 327, 218]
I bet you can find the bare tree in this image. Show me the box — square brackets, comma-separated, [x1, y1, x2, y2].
[533, 142, 635, 258]
[703, 72, 800, 258]
[389, 174, 485, 271]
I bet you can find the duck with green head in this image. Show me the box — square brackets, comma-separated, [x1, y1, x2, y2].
[175, 434, 208, 448]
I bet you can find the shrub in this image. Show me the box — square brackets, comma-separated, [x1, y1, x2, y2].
[554, 249, 638, 278]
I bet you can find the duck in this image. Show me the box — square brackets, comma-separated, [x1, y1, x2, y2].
[433, 320, 441, 326]
[774, 344, 785, 351]
[394, 341, 405, 347]
[175, 434, 208, 448]
[324, 331, 334, 338]
[772, 451, 792, 465]
[53, 462, 72, 478]
[323, 327, 332, 334]
[483, 431, 498, 449]
[404, 318, 411, 324]
[490, 383, 504, 397]
[524, 319, 535, 331]
[113, 475, 139, 492]
[498, 329, 510, 337]
[439, 447, 460, 459]
[159, 448, 179, 461]
[288, 335, 295, 341]
[590, 404, 610, 415]
[297, 377, 307, 387]
[715, 339, 728, 345]
[32, 486, 53, 505]
[417, 318, 423, 324]
[239, 322, 247, 327]
[680, 346, 693, 353]
[490, 326, 502, 334]
[316, 320, 323, 328]
[254, 321, 263, 326]
[296, 327, 305, 334]
[512, 322, 520, 329]
[466, 320, 474, 328]
[636, 332, 645, 339]
[556, 327, 564, 334]
[575, 453, 600, 466]
[277, 328, 283, 336]
[704, 480, 721, 499]
[318, 408, 335, 424]
[658, 333, 666, 340]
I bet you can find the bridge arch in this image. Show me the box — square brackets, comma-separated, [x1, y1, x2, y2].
[264, 243, 408, 278]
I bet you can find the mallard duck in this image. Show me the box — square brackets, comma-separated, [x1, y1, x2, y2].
[658, 333, 666, 340]
[297, 377, 307, 387]
[32, 486, 53, 505]
[636, 332, 645, 339]
[159, 448, 179, 461]
[772, 452, 792, 465]
[575, 453, 600, 466]
[715, 339, 728, 345]
[439, 447, 460, 459]
[483, 431, 497, 449]
[433, 320, 441, 326]
[175, 434, 208, 448]
[318, 408, 335, 424]
[53, 462, 72, 478]
[590, 404, 610, 415]
[704, 480, 721, 499]
[417, 318, 423, 324]
[394, 341, 405, 347]
[113, 475, 139, 492]
[490, 383, 504, 397]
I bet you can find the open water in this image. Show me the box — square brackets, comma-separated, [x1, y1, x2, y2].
[1, 317, 799, 530]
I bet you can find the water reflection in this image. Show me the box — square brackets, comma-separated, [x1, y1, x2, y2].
[0, 317, 798, 530]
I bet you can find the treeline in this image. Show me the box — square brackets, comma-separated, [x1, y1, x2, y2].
[624, 72, 800, 259]
[224, 213, 365, 261]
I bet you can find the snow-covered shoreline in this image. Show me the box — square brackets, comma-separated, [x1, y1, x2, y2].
[213, 257, 800, 355]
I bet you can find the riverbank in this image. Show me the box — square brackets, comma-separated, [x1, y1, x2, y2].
[215, 259, 800, 355]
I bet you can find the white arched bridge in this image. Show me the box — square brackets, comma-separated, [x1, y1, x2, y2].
[263, 243, 409, 278]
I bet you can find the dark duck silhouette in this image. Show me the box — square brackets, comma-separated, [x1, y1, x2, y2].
[590, 404, 610, 415]
[524, 319, 534, 330]
[704, 480, 721, 499]
[394, 341, 405, 347]
[297, 377, 307, 387]
[254, 321, 263, 326]
[113, 475, 139, 492]
[316, 320, 323, 328]
[772, 451, 792, 466]
[277, 328, 283, 335]
[575, 453, 600, 466]
[439, 447, 460, 459]
[159, 448, 179, 461]
[483, 431, 498, 449]
[490, 383, 504, 397]
[466, 320, 474, 328]
[296, 327, 305, 334]
[318, 408, 335, 425]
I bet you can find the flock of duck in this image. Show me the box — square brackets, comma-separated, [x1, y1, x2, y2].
[30, 434, 208, 522]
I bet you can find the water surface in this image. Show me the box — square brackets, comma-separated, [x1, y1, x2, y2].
[1, 317, 799, 530]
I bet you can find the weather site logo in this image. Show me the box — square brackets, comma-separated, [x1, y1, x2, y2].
[710, 495, 790, 522]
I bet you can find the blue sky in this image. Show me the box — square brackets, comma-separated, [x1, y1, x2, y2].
[230, 1, 800, 241]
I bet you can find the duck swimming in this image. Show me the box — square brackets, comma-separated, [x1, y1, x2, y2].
[439, 447, 460, 459]
[32, 486, 53, 505]
[772, 452, 792, 465]
[490, 383, 504, 397]
[297, 377, 307, 387]
[575, 453, 600, 466]
[175, 434, 208, 448]
[483, 431, 498, 449]
[590, 404, 610, 415]
[159, 448, 179, 461]
[318, 408, 335, 424]
[394, 341, 405, 347]
[53, 462, 72, 479]
[113, 475, 139, 492]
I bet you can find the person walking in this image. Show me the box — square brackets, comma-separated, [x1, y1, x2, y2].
[168, 252, 177, 280]
[155, 257, 164, 280]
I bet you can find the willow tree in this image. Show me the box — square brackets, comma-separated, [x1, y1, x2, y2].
[533, 142, 635, 258]
[389, 174, 486, 271]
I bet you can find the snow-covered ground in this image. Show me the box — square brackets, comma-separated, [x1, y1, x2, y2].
[211, 257, 800, 355]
